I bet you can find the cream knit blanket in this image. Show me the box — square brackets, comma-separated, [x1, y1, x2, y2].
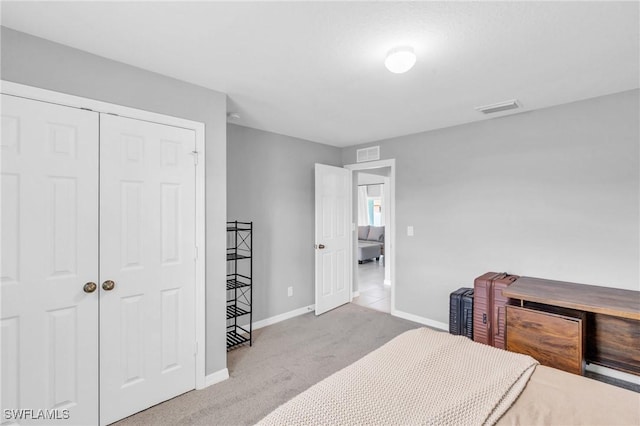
[259, 328, 538, 426]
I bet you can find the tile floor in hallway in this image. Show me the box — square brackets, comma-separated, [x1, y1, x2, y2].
[352, 259, 389, 312]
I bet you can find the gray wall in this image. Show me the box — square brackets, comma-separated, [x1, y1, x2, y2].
[343, 90, 640, 325]
[227, 124, 342, 320]
[1, 27, 228, 375]
[5, 26, 638, 360]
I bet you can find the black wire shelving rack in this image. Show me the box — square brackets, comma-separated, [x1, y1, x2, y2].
[226, 221, 253, 350]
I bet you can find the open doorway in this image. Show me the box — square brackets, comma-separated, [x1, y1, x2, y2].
[344, 160, 395, 314]
[353, 173, 388, 312]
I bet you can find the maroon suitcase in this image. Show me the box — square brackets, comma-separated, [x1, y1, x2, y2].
[491, 274, 519, 349]
[473, 272, 519, 348]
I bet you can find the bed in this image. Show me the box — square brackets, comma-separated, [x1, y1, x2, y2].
[259, 328, 640, 425]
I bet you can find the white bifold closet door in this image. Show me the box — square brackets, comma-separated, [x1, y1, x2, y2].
[99, 115, 196, 425]
[1, 94, 100, 425]
[1, 95, 196, 426]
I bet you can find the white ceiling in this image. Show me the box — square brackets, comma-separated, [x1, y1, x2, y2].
[2, 1, 638, 147]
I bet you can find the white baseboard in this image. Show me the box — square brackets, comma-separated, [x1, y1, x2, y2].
[253, 304, 315, 330]
[352, 291, 360, 298]
[392, 309, 449, 331]
[201, 368, 229, 389]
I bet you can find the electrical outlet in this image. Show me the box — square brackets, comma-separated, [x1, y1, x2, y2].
[287, 286, 293, 297]
[407, 225, 414, 236]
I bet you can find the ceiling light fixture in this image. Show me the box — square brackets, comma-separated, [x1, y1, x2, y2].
[227, 112, 241, 120]
[385, 46, 416, 74]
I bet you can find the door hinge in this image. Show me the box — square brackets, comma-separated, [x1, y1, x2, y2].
[194, 245, 199, 260]
[191, 150, 199, 165]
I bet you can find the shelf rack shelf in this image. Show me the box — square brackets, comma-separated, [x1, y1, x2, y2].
[227, 253, 251, 261]
[226, 221, 253, 350]
[226, 276, 252, 290]
[226, 327, 251, 348]
[226, 304, 250, 319]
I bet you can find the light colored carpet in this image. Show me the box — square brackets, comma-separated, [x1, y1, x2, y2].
[113, 303, 422, 425]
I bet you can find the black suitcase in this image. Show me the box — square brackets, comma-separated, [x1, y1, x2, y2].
[449, 288, 474, 339]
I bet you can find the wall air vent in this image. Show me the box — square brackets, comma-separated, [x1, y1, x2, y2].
[475, 99, 521, 114]
[356, 146, 380, 163]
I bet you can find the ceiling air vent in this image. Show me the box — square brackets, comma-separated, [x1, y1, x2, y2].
[475, 99, 521, 114]
[356, 146, 380, 163]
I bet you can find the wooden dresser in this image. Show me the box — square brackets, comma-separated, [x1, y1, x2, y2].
[502, 277, 640, 376]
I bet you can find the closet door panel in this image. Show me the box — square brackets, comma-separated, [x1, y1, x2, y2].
[99, 114, 196, 425]
[0, 94, 99, 425]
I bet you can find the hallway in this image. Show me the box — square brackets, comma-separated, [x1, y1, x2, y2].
[352, 260, 389, 312]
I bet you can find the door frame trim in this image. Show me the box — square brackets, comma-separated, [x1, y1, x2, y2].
[1, 80, 208, 390]
[344, 159, 396, 314]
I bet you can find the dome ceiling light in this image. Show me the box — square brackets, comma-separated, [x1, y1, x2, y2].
[384, 46, 417, 74]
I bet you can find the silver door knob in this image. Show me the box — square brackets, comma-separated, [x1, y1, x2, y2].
[83, 282, 97, 293]
[102, 280, 115, 291]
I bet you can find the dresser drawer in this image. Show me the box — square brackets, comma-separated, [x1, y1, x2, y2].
[506, 304, 585, 375]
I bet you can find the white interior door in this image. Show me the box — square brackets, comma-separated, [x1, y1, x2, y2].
[1, 94, 99, 424]
[315, 164, 352, 315]
[99, 114, 196, 425]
